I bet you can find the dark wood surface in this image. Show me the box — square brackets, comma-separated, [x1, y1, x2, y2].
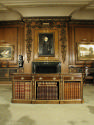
[0, 68, 24, 82]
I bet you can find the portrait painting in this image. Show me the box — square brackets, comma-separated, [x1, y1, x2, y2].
[0, 45, 14, 60]
[77, 42, 94, 60]
[38, 33, 54, 56]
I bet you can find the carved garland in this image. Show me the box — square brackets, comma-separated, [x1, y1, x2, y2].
[49, 21, 67, 62]
[26, 21, 32, 63]
[60, 22, 67, 62]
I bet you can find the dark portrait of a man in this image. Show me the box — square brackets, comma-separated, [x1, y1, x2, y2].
[39, 33, 54, 56]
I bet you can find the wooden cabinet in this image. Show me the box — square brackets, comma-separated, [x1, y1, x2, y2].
[60, 73, 83, 104]
[69, 65, 94, 84]
[0, 68, 24, 82]
[33, 74, 60, 104]
[12, 74, 32, 103]
[12, 73, 84, 104]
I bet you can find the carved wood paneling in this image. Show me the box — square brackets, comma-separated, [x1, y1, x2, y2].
[68, 23, 94, 66]
[0, 22, 24, 68]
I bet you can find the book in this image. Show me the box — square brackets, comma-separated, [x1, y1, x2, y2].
[25, 82, 31, 100]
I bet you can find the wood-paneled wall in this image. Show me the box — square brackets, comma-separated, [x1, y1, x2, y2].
[0, 22, 24, 67]
[68, 22, 94, 66]
[0, 19, 94, 74]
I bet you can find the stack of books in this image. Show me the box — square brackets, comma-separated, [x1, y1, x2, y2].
[14, 81, 31, 100]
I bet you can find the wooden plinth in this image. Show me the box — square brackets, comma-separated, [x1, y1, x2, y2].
[32, 100, 59, 104]
[12, 99, 32, 104]
[59, 100, 84, 104]
[11, 99, 84, 104]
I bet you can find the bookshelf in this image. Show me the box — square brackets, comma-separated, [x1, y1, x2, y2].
[60, 73, 83, 104]
[12, 73, 84, 104]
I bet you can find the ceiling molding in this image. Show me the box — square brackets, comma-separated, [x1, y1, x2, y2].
[0, 1, 92, 5]
[0, 0, 94, 20]
[0, 3, 23, 20]
[69, 0, 94, 16]
[0, 0, 93, 8]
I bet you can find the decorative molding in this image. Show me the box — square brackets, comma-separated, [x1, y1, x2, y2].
[23, 16, 70, 22]
[26, 21, 32, 63]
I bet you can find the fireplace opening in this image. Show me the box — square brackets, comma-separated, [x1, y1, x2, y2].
[32, 62, 61, 74]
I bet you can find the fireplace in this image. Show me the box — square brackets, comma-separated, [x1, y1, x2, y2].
[32, 62, 61, 74]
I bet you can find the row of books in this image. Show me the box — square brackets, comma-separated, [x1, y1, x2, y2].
[37, 82, 58, 100]
[14, 81, 81, 100]
[64, 82, 81, 100]
[14, 81, 31, 100]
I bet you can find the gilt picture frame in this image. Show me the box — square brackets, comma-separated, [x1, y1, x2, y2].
[0, 44, 14, 60]
[38, 33, 55, 56]
[77, 42, 94, 61]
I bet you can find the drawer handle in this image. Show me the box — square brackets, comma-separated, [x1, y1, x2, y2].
[53, 77, 56, 80]
[39, 77, 43, 80]
[21, 77, 24, 80]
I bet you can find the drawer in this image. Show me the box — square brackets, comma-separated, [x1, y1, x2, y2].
[14, 76, 32, 80]
[35, 76, 60, 81]
[63, 76, 82, 81]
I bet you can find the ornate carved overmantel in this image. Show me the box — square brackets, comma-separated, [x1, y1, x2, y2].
[24, 16, 70, 62]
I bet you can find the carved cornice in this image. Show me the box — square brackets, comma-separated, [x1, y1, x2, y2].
[23, 16, 70, 22]
[26, 21, 32, 63]
[0, 20, 24, 26]
[69, 20, 94, 25]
